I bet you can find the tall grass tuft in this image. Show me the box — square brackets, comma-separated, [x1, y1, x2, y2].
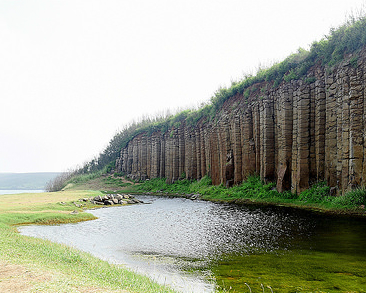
[333, 188, 366, 207]
[298, 182, 330, 203]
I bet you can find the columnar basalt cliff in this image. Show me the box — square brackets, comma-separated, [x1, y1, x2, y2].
[116, 50, 366, 194]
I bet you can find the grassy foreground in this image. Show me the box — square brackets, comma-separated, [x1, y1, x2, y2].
[0, 190, 176, 293]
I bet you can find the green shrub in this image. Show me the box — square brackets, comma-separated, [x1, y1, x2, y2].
[68, 171, 104, 184]
[333, 188, 366, 206]
[243, 89, 250, 99]
[304, 76, 316, 84]
[277, 190, 298, 199]
[283, 69, 298, 82]
[298, 182, 330, 203]
[350, 56, 358, 68]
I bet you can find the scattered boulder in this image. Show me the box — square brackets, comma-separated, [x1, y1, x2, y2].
[189, 194, 199, 200]
[184, 193, 200, 200]
[115, 194, 123, 200]
[105, 200, 113, 205]
[73, 202, 82, 208]
[94, 195, 103, 202]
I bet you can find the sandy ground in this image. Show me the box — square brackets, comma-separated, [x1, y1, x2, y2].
[0, 261, 128, 293]
[0, 261, 51, 292]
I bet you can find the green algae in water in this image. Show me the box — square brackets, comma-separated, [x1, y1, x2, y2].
[207, 206, 366, 292]
[211, 250, 366, 292]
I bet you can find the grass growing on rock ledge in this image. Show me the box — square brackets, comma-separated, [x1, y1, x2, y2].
[0, 190, 176, 293]
[135, 176, 366, 215]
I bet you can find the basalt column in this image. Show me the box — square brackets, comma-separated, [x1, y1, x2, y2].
[195, 128, 202, 179]
[260, 97, 275, 182]
[178, 125, 185, 179]
[314, 78, 326, 182]
[150, 133, 161, 178]
[253, 103, 261, 175]
[199, 126, 207, 177]
[159, 136, 166, 178]
[218, 116, 233, 185]
[232, 113, 243, 184]
[241, 104, 256, 179]
[308, 83, 317, 183]
[184, 128, 197, 180]
[339, 68, 351, 191]
[210, 126, 221, 185]
[140, 135, 148, 180]
[349, 64, 365, 188]
[171, 129, 180, 182]
[325, 73, 338, 188]
[146, 136, 152, 178]
[276, 85, 293, 192]
[165, 129, 181, 183]
[203, 126, 211, 178]
[293, 83, 311, 192]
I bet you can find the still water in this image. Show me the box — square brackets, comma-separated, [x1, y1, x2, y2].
[19, 195, 366, 292]
[0, 190, 44, 195]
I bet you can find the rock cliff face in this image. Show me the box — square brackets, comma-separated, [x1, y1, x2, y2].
[116, 50, 366, 194]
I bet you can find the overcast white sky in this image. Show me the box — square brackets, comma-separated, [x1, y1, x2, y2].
[0, 0, 365, 173]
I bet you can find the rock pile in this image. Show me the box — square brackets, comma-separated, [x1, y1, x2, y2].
[90, 194, 143, 206]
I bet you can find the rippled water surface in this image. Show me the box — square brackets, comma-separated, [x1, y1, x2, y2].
[19, 195, 366, 292]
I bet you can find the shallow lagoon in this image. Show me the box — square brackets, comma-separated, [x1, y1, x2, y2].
[19, 195, 366, 292]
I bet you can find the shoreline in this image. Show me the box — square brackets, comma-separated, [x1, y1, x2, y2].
[64, 173, 366, 218]
[127, 190, 366, 218]
[0, 190, 177, 293]
[112, 175, 366, 219]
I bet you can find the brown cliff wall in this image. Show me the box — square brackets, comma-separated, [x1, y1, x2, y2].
[116, 51, 366, 194]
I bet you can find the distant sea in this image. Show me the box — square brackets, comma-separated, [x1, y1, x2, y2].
[0, 190, 44, 195]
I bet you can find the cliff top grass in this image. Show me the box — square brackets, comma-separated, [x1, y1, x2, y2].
[0, 190, 177, 293]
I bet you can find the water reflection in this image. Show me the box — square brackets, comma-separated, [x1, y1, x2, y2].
[18, 195, 366, 292]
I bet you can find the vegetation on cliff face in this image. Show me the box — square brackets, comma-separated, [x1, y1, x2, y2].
[48, 14, 366, 192]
